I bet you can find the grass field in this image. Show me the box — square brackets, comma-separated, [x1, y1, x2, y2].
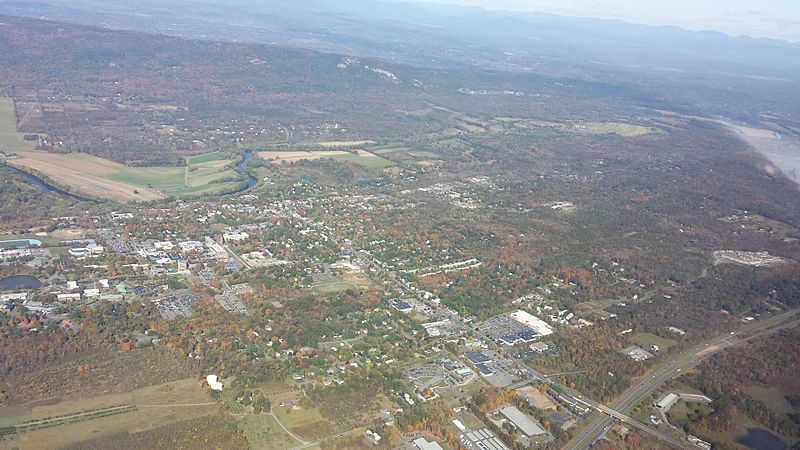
[629, 333, 677, 352]
[9, 150, 240, 201]
[310, 273, 375, 294]
[237, 414, 301, 450]
[258, 150, 394, 168]
[188, 151, 222, 164]
[316, 140, 376, 147]
[328, 152, 395, 168]
[0, 378, 216, 449]
[0, 97, 43, 153]
[269, 391, 335, 441]
[575, 122, 662, 137]
[460, 412, 486, 430]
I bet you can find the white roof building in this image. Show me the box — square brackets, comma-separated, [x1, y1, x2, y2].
[206, 374, 224, 391]
[499, 405, 547, 436]
[412, 437, 444, 450]
[510, 310, 554, 337]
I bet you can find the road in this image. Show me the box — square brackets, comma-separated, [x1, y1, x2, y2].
[565, 308, 800, 450]
[360, 247, 800, 449]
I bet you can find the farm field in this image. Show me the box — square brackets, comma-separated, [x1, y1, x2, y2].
[316, 140, 376, 147]
[8, 150, 240, 201]
[258, 150, 351, 164]
[258, 150, 394, 168]
[0, 97, 43, 153]
[574, 122, 662, 137]
[0, 378, 217, 449]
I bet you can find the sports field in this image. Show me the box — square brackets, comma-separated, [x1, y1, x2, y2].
[8, 150, 240, 202]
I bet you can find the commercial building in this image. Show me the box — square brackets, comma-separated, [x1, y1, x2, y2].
[509, 310, 554, 337]
[499, 406, 547, 436]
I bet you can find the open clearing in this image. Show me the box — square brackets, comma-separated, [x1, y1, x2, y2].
[237, 414, 301, 450]
[316, 140, 376, 147]
[8, 150, 239, 201]
[575, 122, 661, 137]
[516, 385, 557, 410]
[734, 125, 778, 139]
[629, 333, 676, 352]
[1, 378, 216, 449]
[310, 273, 375, 294]
[258, 150, 350, 163]
[0, 97, 44, 153]
[258, 150, 394, 168]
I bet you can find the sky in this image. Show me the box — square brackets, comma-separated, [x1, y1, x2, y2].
[416, 0, 800, 41]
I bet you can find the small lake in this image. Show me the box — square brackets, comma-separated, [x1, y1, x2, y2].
[737, 428, 787, 450]
[0, 275, 42, 290]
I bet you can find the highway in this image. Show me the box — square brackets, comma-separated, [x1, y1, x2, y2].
[361, 248, 800, 449]
[565, 308, 800, 450]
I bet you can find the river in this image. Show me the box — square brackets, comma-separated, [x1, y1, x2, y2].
[1, 163, 97, 202]
[233, 150, 257, 192]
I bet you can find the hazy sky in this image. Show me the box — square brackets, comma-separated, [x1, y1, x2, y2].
[417, 0, 800, 41]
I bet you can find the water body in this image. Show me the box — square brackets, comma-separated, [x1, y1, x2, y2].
[737, 428, 787, 450]
[0, 275, 42, 290]
[232, 150, 257, 192]
[1, 163, 97, 202]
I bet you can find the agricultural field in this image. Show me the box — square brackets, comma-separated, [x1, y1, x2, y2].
[629, 333, 677, 352]
[0, 97, 43, 153]
[316, 140, 376, 147]
[0, 378, 217, 449]
[258, 150, 394, 168]
[8, 150, 241, 202]
[573, 122, 662, 137]
[258, 150, 351, 164]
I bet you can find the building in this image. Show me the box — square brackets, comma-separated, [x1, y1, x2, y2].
[412, 437, 444, 450]
[464, 351, 492, 365]
[392, 298, 413, 313]
[509, 310, 554, 337]
[206, 374, 224, 391]
[153, 241, 174, 251]
[0, 293, 28, 302]
[529, 342, 549, 353]
[223, 231, 249, 243]
[499, 406, 547, 437]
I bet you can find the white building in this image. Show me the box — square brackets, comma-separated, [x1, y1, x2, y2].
[223, 231, 249, 243]
[206, 374, 224, 391]
[510, 310, 554, 337]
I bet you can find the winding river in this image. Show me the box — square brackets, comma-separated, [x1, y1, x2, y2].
[1, 163, 97, 202]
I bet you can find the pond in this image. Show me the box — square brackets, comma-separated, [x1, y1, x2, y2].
[0, 275, 42, 290]
[737, 428, 787, 450]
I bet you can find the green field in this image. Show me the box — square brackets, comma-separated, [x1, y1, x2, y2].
[0, 97, 42, 152]
[188, 151, 222, 164]
[577, 122, 662, 137]
[237, 414, 302, 450]
[310, 273, 375, 294]
[329, 153, 395, 169]
[629, 333, 677, 352]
